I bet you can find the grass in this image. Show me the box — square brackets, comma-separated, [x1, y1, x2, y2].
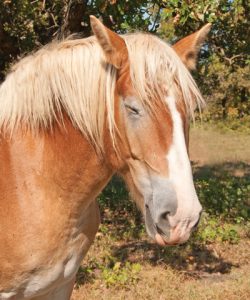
[72, 125, 250, 300]
[189, 125, 250, 165]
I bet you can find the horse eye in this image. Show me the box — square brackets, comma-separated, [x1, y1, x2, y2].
[125, 104, 140, 115]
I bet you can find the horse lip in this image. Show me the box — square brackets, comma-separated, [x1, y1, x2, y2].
[155, 224, 170, 239]
[155, 228, 191, 246]
[155, 234, 180, 246]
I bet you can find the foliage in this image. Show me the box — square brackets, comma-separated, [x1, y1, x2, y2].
[195, 173, 250, 222]
[101, 261, 141, 288]
[196, 115, 250, 133]
[76, 257, 141, 288]
[98, 177, 145, 240]
[0, 0, 66, 79]
[75, 265, 96, 287]
[0, 0, 153, 79]
[155, 0, 250, 119]
[193, 215, 241, 244]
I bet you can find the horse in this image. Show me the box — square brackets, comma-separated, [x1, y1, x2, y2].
[0, 16, 211, 300]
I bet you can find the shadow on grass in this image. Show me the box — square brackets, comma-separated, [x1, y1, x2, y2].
[111, 239, 237, 277]
[193, 161, 250, 180]
[75, 238, 238, 287]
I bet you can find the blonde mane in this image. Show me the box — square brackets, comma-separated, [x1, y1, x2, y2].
[0, 33, 204, 151]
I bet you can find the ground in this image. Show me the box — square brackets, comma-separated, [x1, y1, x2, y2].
[72, 124, 250, 300]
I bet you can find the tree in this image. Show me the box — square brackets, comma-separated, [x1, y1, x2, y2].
[155, 0, 250, 119]
[0, 0, 152, 80]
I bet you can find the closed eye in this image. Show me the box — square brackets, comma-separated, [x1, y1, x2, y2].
[125, 104, 140, 115]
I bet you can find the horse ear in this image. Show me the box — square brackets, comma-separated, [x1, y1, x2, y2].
[173, 23, 211, 70]
[90, 16, 128, 69]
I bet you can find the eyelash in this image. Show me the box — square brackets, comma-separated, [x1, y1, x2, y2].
[125, 104, 140, 115]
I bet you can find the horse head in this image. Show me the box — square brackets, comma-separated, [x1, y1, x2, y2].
[91, 16, 211, 246]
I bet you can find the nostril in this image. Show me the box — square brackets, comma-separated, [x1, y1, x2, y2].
[161, 211, 170, 220]
[155, 211, 171, 237]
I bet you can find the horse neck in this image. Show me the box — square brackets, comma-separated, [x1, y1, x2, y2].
[45, 118, 114, 204]
[0, 118, 114, 218]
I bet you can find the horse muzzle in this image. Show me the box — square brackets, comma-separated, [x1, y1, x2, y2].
[145, 203, 202, 246]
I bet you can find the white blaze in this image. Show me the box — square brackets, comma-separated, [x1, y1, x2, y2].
[166, 95, 202, 227]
